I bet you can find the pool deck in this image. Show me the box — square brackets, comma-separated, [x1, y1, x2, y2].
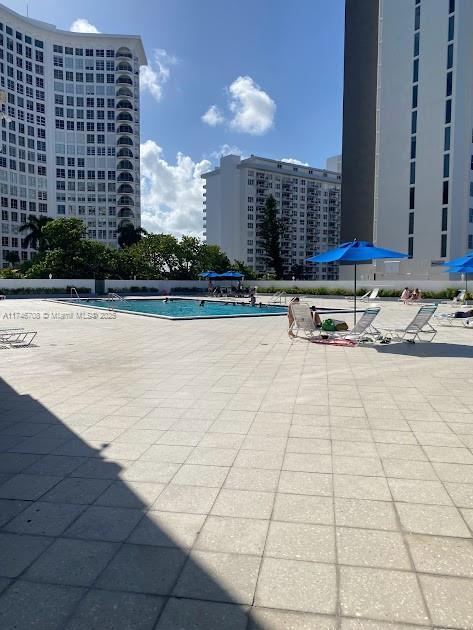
[0, 296, 473, 629]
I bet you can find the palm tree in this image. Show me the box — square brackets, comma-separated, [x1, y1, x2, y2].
[117, 223, 147, 248]
[19, 215, 53, 251]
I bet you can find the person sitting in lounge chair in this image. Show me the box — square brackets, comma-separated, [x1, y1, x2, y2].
[401, 287, 411, 304]
[310, 305, 322, 328]
[411, 288, 421, 302]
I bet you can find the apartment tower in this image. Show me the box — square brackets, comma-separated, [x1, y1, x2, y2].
[0, 3, 146, 266]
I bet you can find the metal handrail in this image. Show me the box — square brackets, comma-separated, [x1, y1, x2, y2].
[269, 291, 288, 305]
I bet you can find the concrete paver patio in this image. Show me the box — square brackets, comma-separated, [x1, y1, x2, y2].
[0, 296, 472, 629]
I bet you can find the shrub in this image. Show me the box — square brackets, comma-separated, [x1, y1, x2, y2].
[0, 286, 91, 295]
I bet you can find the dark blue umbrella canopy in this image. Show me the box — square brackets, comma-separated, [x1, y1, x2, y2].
[305, 240, 408, 263]
[220, 271, 244, 278]
[198, 271, 219, 278]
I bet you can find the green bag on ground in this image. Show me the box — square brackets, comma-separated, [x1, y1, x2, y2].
[322, 318, 348, 332]
[322, 319, 336, 331]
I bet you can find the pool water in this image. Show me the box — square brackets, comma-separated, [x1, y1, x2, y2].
[66, 298, 288, 319]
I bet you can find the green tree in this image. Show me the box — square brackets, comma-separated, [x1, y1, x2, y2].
[232, 259, 258, 280]
[175, 236, 202, 279]
[117, 223, 147, 248]
[42, 217, 86, 252]
[199, 244, 231, 274]
[128, 233, 180, 278]
[257, 194, 286, 279]
[5, 250, 20, 267]
[19, 215, 53, 251]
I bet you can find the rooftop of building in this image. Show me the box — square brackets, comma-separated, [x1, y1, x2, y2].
[202, 154, 342, 181]
[0, 2, 147, 64]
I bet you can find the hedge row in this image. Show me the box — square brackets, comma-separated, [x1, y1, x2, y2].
[255, 286, 468, 299]
[0, 287, 92, 295]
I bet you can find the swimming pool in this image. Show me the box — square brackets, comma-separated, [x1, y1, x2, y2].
[60, 298, 288, 320]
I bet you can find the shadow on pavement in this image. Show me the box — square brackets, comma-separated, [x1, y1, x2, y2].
[0, 377, 264, 630]
[373, 341, 473, 359]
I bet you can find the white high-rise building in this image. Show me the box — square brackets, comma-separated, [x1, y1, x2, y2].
[0, 4, 146, 266]
[342, 0, 473, 278]
[202, 155, 341, 279]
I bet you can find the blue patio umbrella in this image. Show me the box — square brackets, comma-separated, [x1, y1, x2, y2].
[443, 260, 473, 303]
[305, 240, 408, 322]
[443, 252, 473, 268]
[220, 271, 244, 278]
[198, 271, 219, 278]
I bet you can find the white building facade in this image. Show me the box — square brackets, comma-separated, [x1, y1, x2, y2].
[0, 4, 146, 267]
[374, 0, 473, 277]
[203, 155, 341, 279]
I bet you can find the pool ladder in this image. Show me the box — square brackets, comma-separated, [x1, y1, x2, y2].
[107, 292, 128, 310]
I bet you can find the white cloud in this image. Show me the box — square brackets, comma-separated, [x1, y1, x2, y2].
[228, 75, 276, 135]
[140, 49, 177, 103]
[140, 140, 211, 237]
[281, 158, 309, 166]
[201, 105, 225, 127]
[209, 144, 245, 161]
[70, 18, 100, 33]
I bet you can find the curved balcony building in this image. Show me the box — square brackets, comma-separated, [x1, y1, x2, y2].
[0, 4, 146, 265]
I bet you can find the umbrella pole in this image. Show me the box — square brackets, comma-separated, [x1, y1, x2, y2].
[354, 263, 357, 325]
[466, 273, 468, 305]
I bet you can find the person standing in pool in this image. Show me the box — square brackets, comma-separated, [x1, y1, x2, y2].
[250, 294, 256, 306]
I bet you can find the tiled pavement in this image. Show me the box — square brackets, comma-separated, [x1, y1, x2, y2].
[0, 297, 473, 629]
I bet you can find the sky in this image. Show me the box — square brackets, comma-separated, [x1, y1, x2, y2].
[4, 0, 345, 236]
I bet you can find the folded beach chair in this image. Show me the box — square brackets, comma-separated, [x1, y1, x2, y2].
[335, 307, 382, 342]
[382, 305, 437, 342]
[0, 330, 37, 347]
[289, 302, 319, 338]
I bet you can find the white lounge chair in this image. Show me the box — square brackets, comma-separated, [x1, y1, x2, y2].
[442, 290, 466, 307]
[345, 290, 370, 302]
[335, 307, 382, 342]
[289, 302, 319, 338]
[382, 305, 437, 343]
[345, 288, 379, 302]
[434, 311, 473, 327]
[0, 330, 37, 347]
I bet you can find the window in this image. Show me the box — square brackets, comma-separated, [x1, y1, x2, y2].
[413, 58, 419, 83]
[445, 99, 452, 124]
[409, 187, 415, 210]
[447, 43, 454, 69]
[411, 111, 417, 134]
[444, 126, 451, 151]
[449, 0, 455, 13]
[446, 71, 453, 97]
[408, 212, 414, 235]
[408, 236, 414, 259]
[443, 154, 450, 178]
[448, 15, 454, 41]
[412, 85, 418, 109]
[414, 32, 420, 57]
[443, 180, 449, 205]
[469, 208, 473, 223]
[442, 207, 448, 231]
[441, 234, 447, 257]
[410, 162, 415, 185]
[469, 234, 473, 250]
[411, 138, 416, 160]
[414, 5, 420, 30]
